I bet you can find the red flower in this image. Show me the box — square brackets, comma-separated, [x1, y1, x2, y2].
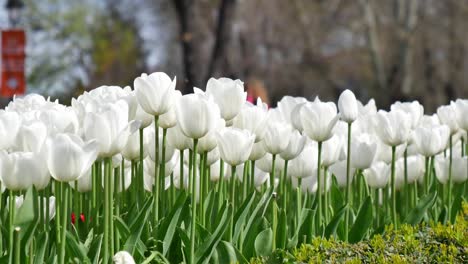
[71, 212, 86, 225]
[71, 212, 76, 225]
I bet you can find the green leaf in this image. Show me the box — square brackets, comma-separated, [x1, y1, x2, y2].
[254, 228, 273, 257]
[157, 193, 189, 256]
[33, 233, 48, 264]
[123, 197, 153, 255]
[325, 204, 347, 238]
[450, 184, 464, 223]
[276, 209, 287, 249]
[348, 196, 373, 243]
[233, 192, 256, 243]
[404, 192, 437, 225]
[65, 231, 91, 263]
[195, 203, 232, 263]
[288, 208, 313, 248]
[241, 187, 273, 250]
[15, 187, 40, 249]
[89, 235, 102, 264]
[114, 216, 130, 242]
[14, 187, 37, 226]
[215, 241, 248, 264]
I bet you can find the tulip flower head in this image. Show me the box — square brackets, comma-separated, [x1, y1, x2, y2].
[338, 89, 358, 123]
[134, 72, 177, 116]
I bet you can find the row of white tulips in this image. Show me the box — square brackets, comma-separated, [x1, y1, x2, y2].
[0, 72, 467, 263]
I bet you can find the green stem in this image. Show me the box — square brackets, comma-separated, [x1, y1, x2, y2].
[282, 160, 289, 210]
[59, 182, 69, 264]
[180, 149, 184, 190]
[103, 159, 110, 264]
[272, 195, 278, 251]
[153, 116, 160, 225]
[9, 189, 15, 258]
[250, 160, 256, 191]
[242, 162, 248, 201]
[391, 145, 397, 229]
[296, 178, 302, 230]
[404, 149, 408, 216]
[218, 160, 225, 210]
[139, 128, 144, 208]
[199, 153, 205, 226]
[374, 189, 380, 228]
[45, 186, 50, 232]
[39, 190, 44, 231]
[190, 139, 198, 264]
[448, 135, 453, 220]
[270, 154, 276, 188]
[424, 156, 429, 195]
[14, 227, 20, 264]
[229, 165, 236, 242]
[344, 122, 352, 241]
[317, 141, 323, 232]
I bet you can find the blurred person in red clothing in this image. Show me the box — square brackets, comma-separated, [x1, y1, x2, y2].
[245, 78, 270, 107]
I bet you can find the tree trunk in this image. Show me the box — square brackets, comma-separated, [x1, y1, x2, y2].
[359, 0, 387, 94]
[205, 0, 238, 83]
[173, 0, 197, 94]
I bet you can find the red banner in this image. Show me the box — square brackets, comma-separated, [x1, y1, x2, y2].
[1, 30, 26, 97]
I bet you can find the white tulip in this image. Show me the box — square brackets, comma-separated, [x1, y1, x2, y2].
[437, 102, 459, 135]
[363, 161, 390, 189]
[300, 99, 339, 142]
[280, 130, 307, 160]
[277, 96, 307, 124]
[338, 89, 358, 123]
[175, 94, 221, 139]
[288, 144, 317, 179]
[45, 133, 98, 182]
[134, 72, 176, 116]
[263, 121, 293, 155]
[232, 99, 269, 142]
[350, 133, 378, 169]
[113, 251, 135, 264]
[206, 77, 246, 121]
[375, 109, 411, 146]
[329, 160, 356, 188]
[83, 100, 140, 157]
[216, 127, 255, 166]
[391, 101, 424, 129]
[0, 110, 21, 150]
[412, 125, 450, 157]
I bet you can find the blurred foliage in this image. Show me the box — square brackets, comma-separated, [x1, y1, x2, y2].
[250, 201, 468, 263]
[91, 10, 143, 89]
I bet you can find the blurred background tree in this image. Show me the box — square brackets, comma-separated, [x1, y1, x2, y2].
[2, 0, 467, 111]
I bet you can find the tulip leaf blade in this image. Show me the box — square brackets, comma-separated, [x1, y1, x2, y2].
[254, 228, 273, 257]
[33, 232, 48, 264]
[114, 216, 130, 242]
[233, 191, 256, 243]
[65, 231, 91, 263]
[450, 184, 465, 223]
[288, 208, 313, 248]
[325, 204, 347, 238]
[195, 202, 232, 263]
[216, 240, 248, 264]
[348, 196, 373, 243]
[14, 187, 37, 226]
[276, 208, 287, 249]
[123, 197, 153, 255]
[156, 193, 189, 256]
[241, 187, 273, 249]
[404, 191, 437, 225]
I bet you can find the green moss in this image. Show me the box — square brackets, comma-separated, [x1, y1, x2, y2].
[251, 202, 468, 263]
